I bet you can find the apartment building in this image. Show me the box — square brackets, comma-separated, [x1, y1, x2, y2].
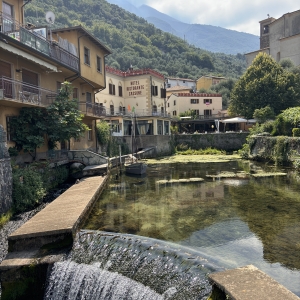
[196, 75, 225, 91]
[245, 10, 300, 66]
[96, 66, 171, 136]
[167, 92, 224, 132]
[0, 0, 111, 160]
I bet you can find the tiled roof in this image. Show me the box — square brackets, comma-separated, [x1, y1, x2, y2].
[167, 77, 195, 82]
[106, 66, 165, 80]
[176, 93, 222, 97]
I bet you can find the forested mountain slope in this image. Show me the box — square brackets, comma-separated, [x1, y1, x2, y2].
[25, 0, 247, 79]
[107, 0, 259, 55]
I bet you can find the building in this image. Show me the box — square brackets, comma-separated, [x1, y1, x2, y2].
[96, 66, 171, 136]
[166, 77, 196, 91]
[166, 85, 191, 98]
[245, 10, 300, 66]
[166, 93, 225, 133]
[196, 75, 225, 91]
[0, 0, 111, 160]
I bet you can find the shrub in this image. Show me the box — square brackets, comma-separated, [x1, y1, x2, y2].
[12, 167, 46, 213]
[292, 128, 300, 137]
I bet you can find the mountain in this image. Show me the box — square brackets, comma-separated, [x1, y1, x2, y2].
[106, 0, 259, 55]
[25, 0, 247, 80]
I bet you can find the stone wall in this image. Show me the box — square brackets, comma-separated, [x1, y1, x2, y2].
[174, 132, 249, 151]
[0, 125, 12, 214]
[68, 150, 108, 166]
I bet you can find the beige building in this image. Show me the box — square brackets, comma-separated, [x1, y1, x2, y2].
[166, 86, 191, 98]
[245, 10, 300, 66]
[196, 75, 225, 91]
[96, 66, 171, 136]
[0, 0, 111, 159]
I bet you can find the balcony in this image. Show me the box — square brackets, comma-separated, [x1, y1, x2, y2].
[78, 102, 106, 118]
[0, 12, 79, 72]
[107, 108, 170, 118]
[0, 76, 57, 106]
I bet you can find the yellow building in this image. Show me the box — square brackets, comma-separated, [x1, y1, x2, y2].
[196, 75, 225, 91]
[166, 86, 191, 98]
[0, 0, 111, 161]
[96, 66, 171, 136]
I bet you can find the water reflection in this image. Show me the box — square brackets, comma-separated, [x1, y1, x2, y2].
[84, 161, 300, 296]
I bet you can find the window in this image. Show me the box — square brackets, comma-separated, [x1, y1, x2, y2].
[167, 83, 171, 88]
[22, 69, 39, 94]
[96, 56, 102, 72]
[168, 103, 170, 107]
[3, 2, 13, 17]
[109, 83, 115, 95]
[73, 87, 78, 100]
[160, 88, 166, 98]
[110, 105, 114, 115]
[86, 92, 92, 103]
[157, 120, 163, 135]
[84, 47, 90, 65]
[263, 25, 269, 34]
[56, 82, 62, 92]
[191, 99, 199, 104]
[204, 109, 212, 117]
[203, 99, 212, 105]
[151, 85, 158, 96]
[152, 105, 157, 113]
[118, 85, 123, 97]
[192, 109, 199, 115]
[6, 116, 16, 141]
[88, 124, 92, 141]
[174, 100, 176, 106]
[173, 111, 177, 116]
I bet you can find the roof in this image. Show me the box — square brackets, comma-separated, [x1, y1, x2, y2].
[52, 25, 112, 55]
[198, 75, 225, 80]
[106, 66, 165, 80]
[166, 85, 191, 92]
[167, 77, 195, 82]
[174, 93, 222, 97]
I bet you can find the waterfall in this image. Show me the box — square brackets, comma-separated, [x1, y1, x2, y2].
[44, 230, 220, 299]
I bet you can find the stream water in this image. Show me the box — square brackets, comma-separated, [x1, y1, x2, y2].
[45, 160, 300, 298]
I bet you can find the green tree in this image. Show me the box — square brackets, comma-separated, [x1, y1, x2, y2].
[46, 82, 88, 148]
[229, 53, 300, 118]
[10, 82, 88, 157]
[253, 105, 275, 123]
[9, 108, 48, 159]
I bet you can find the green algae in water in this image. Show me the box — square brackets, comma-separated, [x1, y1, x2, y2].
[83, 160, 300, 297]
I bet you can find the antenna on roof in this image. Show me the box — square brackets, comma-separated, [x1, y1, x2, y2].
[267, 14, 270, 18]
[45, 11, 55, 42]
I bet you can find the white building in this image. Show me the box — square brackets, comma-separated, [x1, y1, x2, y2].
[166, 77, 196, 91]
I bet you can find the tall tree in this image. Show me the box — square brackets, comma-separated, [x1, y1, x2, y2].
[229, 53, 300, 119]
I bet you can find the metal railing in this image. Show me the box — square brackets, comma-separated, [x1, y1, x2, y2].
[0, 76, 57, 106]
[107, 108, 170, 118]
[0, 12, 79, 71]
[78, 102, 107, 118]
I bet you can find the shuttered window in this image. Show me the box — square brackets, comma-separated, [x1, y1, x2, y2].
[22, 69, 38, 93]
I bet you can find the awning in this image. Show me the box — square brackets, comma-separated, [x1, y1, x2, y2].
[0, 42, 57, 72]
[221, 117, 248, 123]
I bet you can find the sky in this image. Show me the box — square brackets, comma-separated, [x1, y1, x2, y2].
[125, 0, 300, 36]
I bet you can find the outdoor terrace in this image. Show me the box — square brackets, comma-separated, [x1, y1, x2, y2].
[0, 12, 79, 72]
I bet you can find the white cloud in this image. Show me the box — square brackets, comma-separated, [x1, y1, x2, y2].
[127, 0, 300, 36]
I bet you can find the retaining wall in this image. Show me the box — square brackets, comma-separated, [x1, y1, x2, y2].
[0, 125, 12, 214]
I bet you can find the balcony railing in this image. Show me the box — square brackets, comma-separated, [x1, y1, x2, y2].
[0, 76, 57, 106]
[78, 102, 106, 118]
[107, 108, 170, 118]
[0, 12, 79, 71]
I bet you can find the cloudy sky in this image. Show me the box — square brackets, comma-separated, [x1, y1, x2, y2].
[125, 0, 299, 36]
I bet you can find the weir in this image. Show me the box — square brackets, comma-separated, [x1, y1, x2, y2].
[1, 171, 300, 299]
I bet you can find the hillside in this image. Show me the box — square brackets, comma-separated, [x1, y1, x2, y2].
[106, 0, 259, 55]
[25, 0, 247, 80]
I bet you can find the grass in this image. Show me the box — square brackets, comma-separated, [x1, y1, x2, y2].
[145, 153, 241, 164]
[0, 210, 13, 229]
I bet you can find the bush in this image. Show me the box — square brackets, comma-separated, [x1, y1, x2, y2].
[292, 128, 300, 137]
[12, 167, 46, 213]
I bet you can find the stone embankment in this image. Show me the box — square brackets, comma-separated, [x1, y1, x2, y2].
[0, 175, 108, 299]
